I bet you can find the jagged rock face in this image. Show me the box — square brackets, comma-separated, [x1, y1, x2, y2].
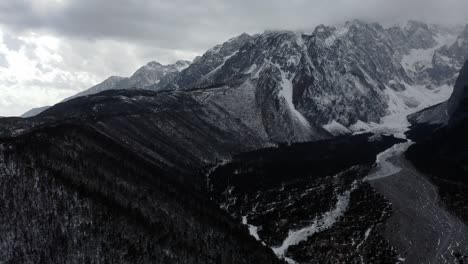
[155, 20, 464, 135]
[159, 33, 253, 90]
[297, 22, 406, 126]
[431, 25, 468, 87]
[387, 20, 438, 52]
[25, 21, 464, 137]
[115, 60, 191, 90]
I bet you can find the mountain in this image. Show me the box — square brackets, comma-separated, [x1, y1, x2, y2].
[0, 131, 281, 264]
[20, 60, 191, 117]
[152, 20, 463, 136]
[113, 60, 191, 91]
[0, 89, 284, 263]
[23, 21, 465, 134]
[20, 105, 52, 118]
[406, 60, 468, 224]
[63, 75, 126, 101]
[4, 20, 468, 263]
[155, 33, 253, 91]
[66, 60, 191, 101]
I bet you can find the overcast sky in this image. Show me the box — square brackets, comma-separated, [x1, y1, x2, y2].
[0, 0, 467, 116]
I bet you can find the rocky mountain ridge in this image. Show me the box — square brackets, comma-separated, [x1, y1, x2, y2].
[22, 21, 467, 141]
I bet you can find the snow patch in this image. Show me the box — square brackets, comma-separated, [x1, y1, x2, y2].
[402, 32, 458, 73]
[349, 120, 373, 133]
[204, 51, 239, 78]
[242, 216, 261, 241]
[365, 83, 453, 136]
[323, 120, 351, 136]
[277, 66, 312, 130]
[356, 227, 373, 250]
[243, 64, 257, 74]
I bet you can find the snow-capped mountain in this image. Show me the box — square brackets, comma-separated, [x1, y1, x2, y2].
[151, 20, 465, 139]
[24, 20, 466, 142]
[154, 33, 253, 91]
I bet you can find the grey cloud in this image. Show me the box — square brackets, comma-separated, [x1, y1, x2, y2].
[2, 33, 24, 51]
[2, 0, 467, 52]
[0, 53, 8, 68]
[24, 43, 39, 60]
[36, 63, 52, 74]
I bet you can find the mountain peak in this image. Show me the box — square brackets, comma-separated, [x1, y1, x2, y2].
[229, 32, 251, 42]
[144, 61, 164, 68]
[174, 60, 191, 65]
[345, 19, 366, 26]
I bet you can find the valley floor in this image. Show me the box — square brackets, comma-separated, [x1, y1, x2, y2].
[209, 135, 468, 263]
[369, 143, 468, 263]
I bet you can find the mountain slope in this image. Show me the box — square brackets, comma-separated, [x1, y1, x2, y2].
[406, 60, 468, 224]
[21, 60, 191, 117]
[0, 123, 281, 264]
[1, 88, 288, 263]
[20, 105, 52, 118]
[64, 75, 126, 101]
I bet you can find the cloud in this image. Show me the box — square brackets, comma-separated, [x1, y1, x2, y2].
[1, 0, 467, 45]
[0, 53, 8, 68]
[2, 33, 24, 51]
[0, 0, 467, 116]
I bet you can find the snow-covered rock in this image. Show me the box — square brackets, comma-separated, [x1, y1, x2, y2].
[155, 20, 463, 140]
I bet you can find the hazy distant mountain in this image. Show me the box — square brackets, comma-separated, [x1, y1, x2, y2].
[21, 60, 191, 117]
[64, 60, 191, 101]
[20, 105, 51, 118]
